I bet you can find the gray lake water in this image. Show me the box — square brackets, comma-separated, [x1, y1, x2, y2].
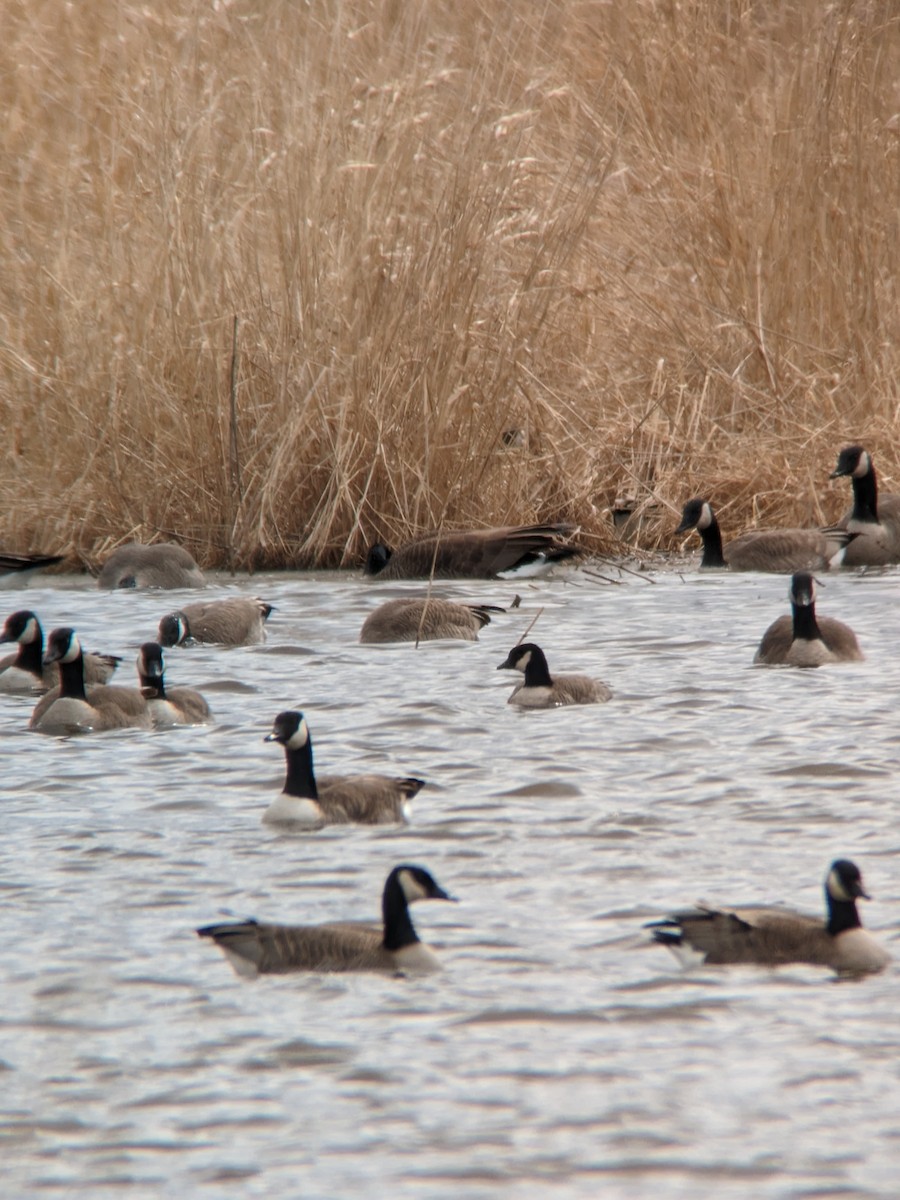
[1, 563, 898, 1199]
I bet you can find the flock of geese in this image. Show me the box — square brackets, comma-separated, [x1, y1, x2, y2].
[1, 444, 894, 979]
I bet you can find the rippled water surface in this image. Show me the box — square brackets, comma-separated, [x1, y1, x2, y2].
[1, 564, 898, 1198]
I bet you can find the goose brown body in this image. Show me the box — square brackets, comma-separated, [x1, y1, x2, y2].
[0, 551, 63, 578]
[262, 711, 424, 826]
[0, 611, 119, 692]
[360, 597, 501, 643]
[676, 499, 853, 572]
[365, 523, 582, 580]
[754, 573, 863, 667]
[648, 860, 889, 975]
[197, 864, 455, 977]
[830, 446, 900, 565]
[31, 629, 152, 733]
[497, 642, 612, 707]
[158, 598, 273, 647]
[136, 642, 212, 726]
[97, 542, 205, 590]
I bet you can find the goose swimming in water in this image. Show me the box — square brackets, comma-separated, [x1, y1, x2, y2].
[136, 642, 213, 726]
[0, 610, 120, 692]
[360, 596, 503, 643]
[197, 864, 456, 976]
[158, 597, 273, 647]
[0, 551, 64, 584]
[30, 628, 152, 734]
[754, 572, 863, 667]
[97, 542, 205, 590]
[647, 859, 890, 975]
[497, 642, 612, 707]
[364, 523, 583, 580]
[829, 445, 900, 566]
[675, 499, 855, 572]
[262, 710, 425, 826]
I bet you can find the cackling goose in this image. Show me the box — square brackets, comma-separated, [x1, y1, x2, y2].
[97, 542, 205, 590]
[0, 610, 120, 692]
[676, 499, 854, 572]
[497, 642, 612, 707]
[364, 523, 583, 580]
[830, 445, 900, 565]
[0, 551, 64, 583]
[647, 859, 890, 975]
[30, 628, 152, 734]
[262, 710, 425, 826]
[360, 596, 503, 643]
[158, 597, 273, 647]
[136, 642, 212, 726]
[754, 572, 863, 667]
[198, 863, 455, 976]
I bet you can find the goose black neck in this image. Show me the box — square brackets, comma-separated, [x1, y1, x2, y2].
[791, 600, 822, 642]
[826, 893, 861, 937]
[56, 654, 88, 700]
[850, 467, 879, 524]
[15, 635, 44, 681]
[282, 739, 319, 800]
[381, 876, 420, 951]
[523, 649, 554, 688]
[697, 516, 728, 568]
[138, 669, 167, 699]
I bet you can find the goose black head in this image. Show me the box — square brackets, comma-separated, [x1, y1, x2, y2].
[830, 445, 869, 480]
[265, 710, 310, 750]
[497, 643, 540, 673]
[675, 498, 714, 535]
[390, 864, 456, 905]
[1, 610, 40, 645]
[138, 641, 165, 679]
[43, 627, 81, 666]
[158, 612, 189, 647]
[365, 544, 392, 576]
[826, 859, 870, 903]
[789, 572, 819, 608]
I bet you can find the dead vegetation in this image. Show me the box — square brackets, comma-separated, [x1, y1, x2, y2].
[1, 1, 897, 569]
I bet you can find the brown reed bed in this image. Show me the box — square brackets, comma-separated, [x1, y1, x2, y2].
[1, 1, 897, 570]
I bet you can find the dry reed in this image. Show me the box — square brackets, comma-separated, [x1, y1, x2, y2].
[1, 0, 897, 569]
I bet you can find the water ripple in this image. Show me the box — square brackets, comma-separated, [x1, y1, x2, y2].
[1, 567, 898, 1197]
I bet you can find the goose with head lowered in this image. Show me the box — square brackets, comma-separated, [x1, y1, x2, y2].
[197, 863, 455, 977]
[136, 642, 212, 726]
[647, 859, 890, 976]
[97, 542, 205, 590]
[262, 710, 425, 826]
[830, 445, 900, 565]
[0, 610, 120, 692]
[158, 597, 273, 647]
[360, 596, 504, 643]
[30, 628, 153, 734]
[364, 522, 583, 580]
[497, 642, 612, 707]
[754, 572, 863, 667]
[675, 498, 855, 572]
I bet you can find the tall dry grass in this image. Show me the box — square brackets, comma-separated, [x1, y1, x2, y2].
[1, 0, 897, 568]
